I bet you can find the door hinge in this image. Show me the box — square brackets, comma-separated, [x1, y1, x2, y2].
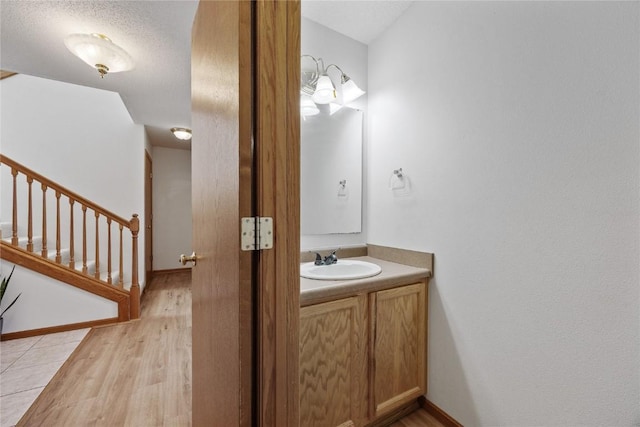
[241, 217, 273, 251]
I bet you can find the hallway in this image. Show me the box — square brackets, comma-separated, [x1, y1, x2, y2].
[15, 271, 192, 426]
[4, 269, 443, 426]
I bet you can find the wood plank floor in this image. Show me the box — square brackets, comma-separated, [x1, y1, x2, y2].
[17, 270, 441, 426]
[17, 271, 192, 426]
[390, 408, 445, 427]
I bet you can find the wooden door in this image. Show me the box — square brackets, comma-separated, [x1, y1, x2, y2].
[255, 1, 301, 425]
[144, 150, 152, 283]
[300, 296, 368, 427]
[370, 282, 427, 418]
[191, 2, 253, 424]
[191, 1, 300, 426]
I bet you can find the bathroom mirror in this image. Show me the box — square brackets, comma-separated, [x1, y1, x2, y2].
[300, 107, 363, 235]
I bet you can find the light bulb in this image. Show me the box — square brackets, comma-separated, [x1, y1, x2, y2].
[300, 95, 320, 116]
[312, 75, 336, 104]
[341, 79, 365, 104]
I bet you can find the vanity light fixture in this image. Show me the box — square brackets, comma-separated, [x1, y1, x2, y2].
[301, 95, 320, 116]
[170, 127, 192, 141]
[311, 74, 336, 104]
[341, 76, 366, 105]
[301, 54, 365, 115]
[64, 33, 134, 78]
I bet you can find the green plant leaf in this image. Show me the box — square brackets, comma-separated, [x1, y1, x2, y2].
[1, 265, 16, 302]
[0, 265, 19, 317]
[1, 293, 21, 317]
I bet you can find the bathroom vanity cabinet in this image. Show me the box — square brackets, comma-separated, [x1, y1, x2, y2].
[370, 282, 426, 419]
[300, 258, 429, 427]
[300, 295, 369, 426]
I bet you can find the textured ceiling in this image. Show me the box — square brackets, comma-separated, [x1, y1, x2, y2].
[1, 1, 410, 150]
[0, 0, 198, 150]
[301, 0, 413, 44]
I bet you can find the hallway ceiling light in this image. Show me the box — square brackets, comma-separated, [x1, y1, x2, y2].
[171, 127, 192, 140]
[64, 33, 134, 78]
[301, 54, 365, 115]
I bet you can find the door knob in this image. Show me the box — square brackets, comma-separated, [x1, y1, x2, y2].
[179, 252, 197, 266]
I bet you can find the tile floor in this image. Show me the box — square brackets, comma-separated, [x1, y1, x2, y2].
[0, 328, 90, 427]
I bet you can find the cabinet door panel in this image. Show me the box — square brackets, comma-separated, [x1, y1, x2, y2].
[371, 282, 426, 417]
[300, 296, 367, 427]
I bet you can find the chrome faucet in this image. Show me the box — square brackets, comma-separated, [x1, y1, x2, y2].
[314, 250, 338, 266]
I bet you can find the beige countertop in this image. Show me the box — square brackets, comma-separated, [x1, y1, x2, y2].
[300, 256, 431, 306]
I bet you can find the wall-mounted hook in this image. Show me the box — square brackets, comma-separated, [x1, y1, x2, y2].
[389, 167, 408, 191]
[338, 179, 348, 197]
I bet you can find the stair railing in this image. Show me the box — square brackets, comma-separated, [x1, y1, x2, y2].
[0, 155, 140, 318]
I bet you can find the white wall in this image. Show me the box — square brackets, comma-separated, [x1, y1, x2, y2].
[368, 2, 639, 425]
[301, 17, 368, 251]
[0, 260, 117, 333]
[0, 74, 146, 333]
[151, 146, 192, 271]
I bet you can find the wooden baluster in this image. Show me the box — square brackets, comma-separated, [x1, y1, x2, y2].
[41, 183, 47, 257]
[119, 224, 124, 287]
[82, 205, 88, 274]
[129, 214, 140, 319]
[94, 211, 100, 280]
[11, 168, 18, 245]
[107, 218, 112, 284]
[69, 199, 75, 269]
[55, 191, 61, 263]
[27, 177, 34, 251]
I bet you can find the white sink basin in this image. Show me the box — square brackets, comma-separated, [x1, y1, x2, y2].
[300, 259, 382, 281]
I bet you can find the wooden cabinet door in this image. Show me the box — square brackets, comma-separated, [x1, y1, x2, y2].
[300, 296, 368, 427]
[370, 282, 427, 418]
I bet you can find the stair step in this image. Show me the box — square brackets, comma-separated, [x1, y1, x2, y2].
[71, 261, 122, 285]
[0, 222, 12, 239]
[2, 235, 44, 253]
[72, 260, 96, 275]
[43, 248, 71, 264]
[3, 229, 128, 288]
[3, 237, 74, 265]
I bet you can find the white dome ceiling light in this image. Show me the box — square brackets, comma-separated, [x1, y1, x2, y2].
[64, 33, 134, 78]
[170, 127, 192, 141]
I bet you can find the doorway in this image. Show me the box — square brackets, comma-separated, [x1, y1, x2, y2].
[144, 150, 152, 284]
[190, 1, 301, 425]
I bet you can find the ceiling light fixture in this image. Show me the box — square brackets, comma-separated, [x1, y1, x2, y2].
[170, 127, 192, 141]
[301, 54, 365, 116]
[64, 33, 134, 78]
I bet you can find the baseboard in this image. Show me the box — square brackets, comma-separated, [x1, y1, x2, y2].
[0, 317, 119, 341]
[420, 396, 463, 427]
[367, 401, 420, 427]
[152, 268, 192, 275]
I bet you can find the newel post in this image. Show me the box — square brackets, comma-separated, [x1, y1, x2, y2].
[130, 214, 141, 319]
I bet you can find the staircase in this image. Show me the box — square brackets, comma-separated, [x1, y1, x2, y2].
[0, 155, 141, 326]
